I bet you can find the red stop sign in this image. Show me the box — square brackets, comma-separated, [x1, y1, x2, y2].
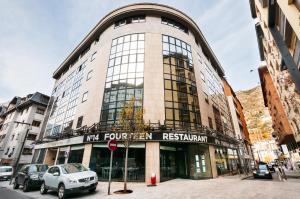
[108, 139, 117, 151]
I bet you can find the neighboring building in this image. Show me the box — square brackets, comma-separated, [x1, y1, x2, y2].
[237, 86, 278, 163]
[0, 103, 8, 131]
[249, 0, 300, 163]
[33, 3, 240, 183]
[0, 92, 50, 168]
[223, 79, 253, 172]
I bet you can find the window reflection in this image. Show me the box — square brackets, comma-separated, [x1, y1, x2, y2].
[101, 33, 144, 125]
[163, 35, 201, 130]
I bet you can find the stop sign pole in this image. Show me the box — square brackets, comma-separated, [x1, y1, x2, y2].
[108, 139, 117, 195]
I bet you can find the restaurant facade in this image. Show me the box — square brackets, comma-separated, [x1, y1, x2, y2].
[33, 3, 241, 183]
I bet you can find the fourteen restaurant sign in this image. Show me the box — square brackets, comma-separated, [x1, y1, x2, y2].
[83, 132, 237, 148]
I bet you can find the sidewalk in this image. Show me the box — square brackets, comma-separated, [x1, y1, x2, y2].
[1, 177, 300, 199]
[222, 173, 252, 180]
[285, 170, 300, 178]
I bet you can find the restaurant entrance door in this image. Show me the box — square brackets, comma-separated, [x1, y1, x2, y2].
[176, 147, 188, 178]
[160, 143, 189, 181]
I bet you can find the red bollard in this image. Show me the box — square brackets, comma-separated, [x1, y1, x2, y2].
[151, 173, 156, 186]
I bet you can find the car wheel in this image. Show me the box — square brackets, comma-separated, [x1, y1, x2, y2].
[40, 182, 48, 194]
[89, 187, 96, 193]
[23, 180, 30, 192]
[13, 179, 19, 189]
[58, 184, 66, 199]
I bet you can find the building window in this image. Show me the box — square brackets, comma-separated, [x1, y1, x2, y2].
[202, 62, 232, 134]
[4, 147, 10, 155]
[82, 91, 88, 102]
[162, 35, 201, 130]
[213, 107, 223, 132]
[87, 70, 93, 80]
[76, 116, 83, 128]
[115, 15, 146, 28]
[45, 62, 85, 136]
[81, 46, 90, 58]
[208, 117, 213, 129]
[91, 51, 97, 61]
[100, 33, 145, 126]
[161, 17, 188, 34]
[36, 108, 45, 115]
[32, 120, 41, 127]
[27, 134, 37, 141]
[22, 148, 32, 155]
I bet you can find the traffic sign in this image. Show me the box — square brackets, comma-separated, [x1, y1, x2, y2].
[108, 139, 117, 151]
[107, 139, 117, 195]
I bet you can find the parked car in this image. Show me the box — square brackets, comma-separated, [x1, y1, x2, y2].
[13, 164, 48, 192]
[0, 166, 13, 181]
[40, 163, 98, 199]
[253, 164, 273, 179]
[267, 163, 275, 173]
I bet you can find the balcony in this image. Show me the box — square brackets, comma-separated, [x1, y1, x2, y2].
[33, 113, 44, 121]
[259, 0, 268, 8]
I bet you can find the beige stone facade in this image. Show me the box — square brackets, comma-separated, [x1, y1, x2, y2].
[34, 3, 240, 183]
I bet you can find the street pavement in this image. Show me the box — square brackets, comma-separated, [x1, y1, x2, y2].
[0, 173, 300, 199]
[0, 186, 34, 199]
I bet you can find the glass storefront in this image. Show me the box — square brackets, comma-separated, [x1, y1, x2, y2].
[227, 148, 239, 173]
[215, 147, 229, 175]
[68, 145, 84, 163]
[188, 144, 212, 179]
[57, 147, 69, 164]
[89, 143, 145, 182]
[160, 143, 212, 181]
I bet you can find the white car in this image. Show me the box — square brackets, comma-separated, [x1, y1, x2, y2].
[0, 166, 13, 181]
[40, 163, 98, 199]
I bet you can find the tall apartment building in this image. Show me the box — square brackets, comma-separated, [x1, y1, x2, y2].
[0, 92, 50, 168]
[0, 104, 7, 131]
[34, 3, 241, 183]
[249, 0, 300, 163]
[223, 79, 253, 171]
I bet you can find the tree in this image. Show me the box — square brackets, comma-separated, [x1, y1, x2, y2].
[116, 97, 146, 192]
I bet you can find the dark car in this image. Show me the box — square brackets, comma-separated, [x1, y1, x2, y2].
[13, 164, 48, 192]
[267, 164, 275, 173]
[253, 164, 272, 179]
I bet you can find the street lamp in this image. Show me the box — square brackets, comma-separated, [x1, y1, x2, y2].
[9, 121, 31, 184]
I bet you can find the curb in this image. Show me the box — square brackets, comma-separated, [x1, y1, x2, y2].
[240, 175, 253, 180]
[286, 175, 300, 179]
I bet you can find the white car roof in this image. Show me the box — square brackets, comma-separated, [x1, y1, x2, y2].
[0, 166, 12, 168]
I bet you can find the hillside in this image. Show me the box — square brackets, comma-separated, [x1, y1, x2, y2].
[236, 86, 274, 143]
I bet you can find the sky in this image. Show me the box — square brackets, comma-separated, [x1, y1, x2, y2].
[0, 0, 260, 103]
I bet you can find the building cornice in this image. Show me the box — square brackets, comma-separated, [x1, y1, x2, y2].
[53, 3, 225, 79]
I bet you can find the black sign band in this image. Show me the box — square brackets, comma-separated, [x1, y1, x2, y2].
[83, 132, 237, 148]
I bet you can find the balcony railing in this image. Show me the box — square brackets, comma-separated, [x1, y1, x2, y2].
[37, 121, 240, 146]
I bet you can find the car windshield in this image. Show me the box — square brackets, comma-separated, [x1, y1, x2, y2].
[29, 165, 48, 173]
[259, 164, 268, 170]
[61, 164, 88, 174]
[0, 167, 12, 172]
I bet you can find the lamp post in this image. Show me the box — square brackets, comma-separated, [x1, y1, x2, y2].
[9, 121, 31, 184]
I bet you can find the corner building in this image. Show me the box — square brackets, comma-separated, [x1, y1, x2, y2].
[34, 3, 239, 183]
